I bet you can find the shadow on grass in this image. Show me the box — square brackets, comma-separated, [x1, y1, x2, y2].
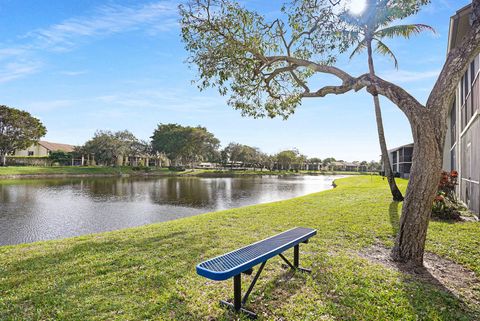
[357, 244, 479, 320]
[397, 264, 479, 321]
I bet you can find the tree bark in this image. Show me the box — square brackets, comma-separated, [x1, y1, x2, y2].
[392, 117, 443, 266]
[391, 0, 480, 266]
[366, 40, 404, 201]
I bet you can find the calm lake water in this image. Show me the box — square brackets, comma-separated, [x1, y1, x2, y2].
[0, 175, 340, 245]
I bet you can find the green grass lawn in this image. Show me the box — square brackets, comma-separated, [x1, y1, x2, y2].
[0, 176, 478, 320]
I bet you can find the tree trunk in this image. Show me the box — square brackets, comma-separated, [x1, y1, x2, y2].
[367, 40, 404, 201]
[373, 94, 404, 201]
[392, 120, 443, 266]
[1, 154, 6, 166]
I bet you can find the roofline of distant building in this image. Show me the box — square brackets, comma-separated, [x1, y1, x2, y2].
[387, 143, 414, 154]
[447, 3, 472, 54]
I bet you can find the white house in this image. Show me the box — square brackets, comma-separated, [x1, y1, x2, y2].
[387, 143, 414, 179]
[443, 3, 480, 217]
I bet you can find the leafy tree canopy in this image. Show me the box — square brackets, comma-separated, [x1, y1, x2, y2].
[223, 142, 262, 165]
[180, 0, 430, 119]
[82, 130, 144, 166]
[0, 105, 46, 165]
[276, 149, 300, 167]
[151, 123, 220, 165]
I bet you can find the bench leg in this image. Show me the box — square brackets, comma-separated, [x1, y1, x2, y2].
[242, 261, 266, 305]
[294, 244, 299, 268]
[234, 274, 241, 310]
[219, 273, 257, 319]
[279, 245, 311, 273]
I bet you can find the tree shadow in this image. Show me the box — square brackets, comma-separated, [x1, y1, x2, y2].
[389, 201, 400, 236]
[358, 244, 480, 320]
[396, 260, 479, 320]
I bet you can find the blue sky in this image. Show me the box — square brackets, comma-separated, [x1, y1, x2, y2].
[0, 0, 470, 161]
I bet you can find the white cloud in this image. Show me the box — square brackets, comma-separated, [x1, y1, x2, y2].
[20, 87, 226, 116]
[26, 99, 77, 112]
[0, 47, 28, 61]
[59, 70, 88, 76]
[95, 88, 226, 113]
[0, 1, 178, 82]
[28, 2, 177, 51]
[0, 61, 42, 83]
[380, 69, 441, 83]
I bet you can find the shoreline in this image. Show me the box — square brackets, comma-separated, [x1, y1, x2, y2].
[0, 175, 341, 247]
[0, 166, 375, 180]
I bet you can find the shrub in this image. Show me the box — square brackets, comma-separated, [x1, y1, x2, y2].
[132, 166, 151, 172]
[49, 151, 73, 166]
[169, 166, 186, 171]
[432, 170, 463, 220]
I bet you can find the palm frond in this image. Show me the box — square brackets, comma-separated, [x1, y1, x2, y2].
[338, 29, 363, 42]
[349, 38, 367, 60]
[374, 1, 431, 28]
[374, 39, 398, 69]
[375, 24, 436, 39]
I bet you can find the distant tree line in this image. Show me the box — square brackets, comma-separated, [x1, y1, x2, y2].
[148, 123, 382, 172]
[0, 107, 381, 171]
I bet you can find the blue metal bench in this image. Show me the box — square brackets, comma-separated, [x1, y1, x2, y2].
[196, 227, 317, 318]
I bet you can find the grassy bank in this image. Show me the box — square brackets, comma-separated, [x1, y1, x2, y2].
[0, 166, 373, 179]
[0, 176, 478, 320]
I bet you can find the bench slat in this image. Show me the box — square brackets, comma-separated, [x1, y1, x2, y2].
[196, 227, 316, 281]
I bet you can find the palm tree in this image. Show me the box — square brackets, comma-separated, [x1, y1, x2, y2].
[342, 0, 434, 201]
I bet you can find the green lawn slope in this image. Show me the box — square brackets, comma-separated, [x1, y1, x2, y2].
[0, 176, 478, 320]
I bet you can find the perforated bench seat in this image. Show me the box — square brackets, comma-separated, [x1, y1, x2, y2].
[197, 227, 316, 280]
[196, 227, 317, 318]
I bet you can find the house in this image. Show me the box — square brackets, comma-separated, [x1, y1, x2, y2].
[443, 3, 480, 217]
[195, 162, 217, 169]
[330, 161, 346, 171]
[330, 161, 360, 172]
[386, 143, 414, 179]
[344, 162, 360, 172]
[14, 141, 75, 157]
[306, 162, 322, 171]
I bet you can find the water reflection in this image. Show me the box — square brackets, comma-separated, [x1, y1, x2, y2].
[0, 175, 339, 245]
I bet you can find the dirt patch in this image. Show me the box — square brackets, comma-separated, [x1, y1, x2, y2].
[358, 244, 480, 307]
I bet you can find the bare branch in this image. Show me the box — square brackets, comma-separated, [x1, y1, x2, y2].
[298, 73, 422, 122]
[265, 56, 352, 82]
[289, 70, 310, 93]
